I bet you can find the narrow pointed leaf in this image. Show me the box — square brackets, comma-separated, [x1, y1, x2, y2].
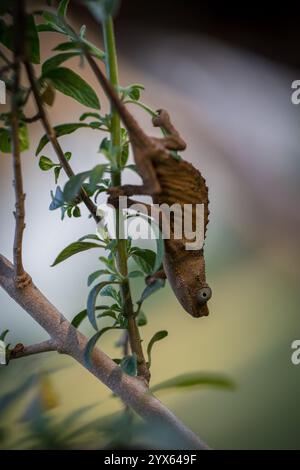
[51, 241, 102, 267]
[147, 330, 168, 368]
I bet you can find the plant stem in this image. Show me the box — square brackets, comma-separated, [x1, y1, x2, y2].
[11, 0, 30, 288]
[102, 17, 150, 383]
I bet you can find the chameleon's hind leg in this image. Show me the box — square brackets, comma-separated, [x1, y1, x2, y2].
[108, 147, 162, 198]
[152, 109, 186, 151]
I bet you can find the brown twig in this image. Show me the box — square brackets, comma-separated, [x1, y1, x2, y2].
[10, 339, 57, 359]
[24, 60, 99, 223]
[24, 112, 42, 123]
[10, 0, 31, 288]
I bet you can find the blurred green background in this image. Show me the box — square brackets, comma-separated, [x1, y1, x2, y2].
[0, 0, 300, 449]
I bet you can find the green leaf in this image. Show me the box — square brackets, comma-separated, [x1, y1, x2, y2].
[71, 309, 87, 328]
[87, 281, 117, 330]
[89, 164, 106, 191]
[51, 241, 102, 267]
[0, 330, 9, 342]
[87, 269, 110, 286]
[36, 123, 94, 155]
[72, 206, 81, 217]
[128, 270, 143, 278]
[132, 248, 156, 275]
[43, 67, 100, 109]
[63, 170, 91, 202]
[0, 16, 40, 63]
[26, 15, 40, 64]
[41, 81, 56, 106]
[120, 354, 137, 377]
[53, 39, 105, 59]
[84, 326, 119, 367]
[39, 156, 56, 171]
[58, 0, 70, 17]
[151, 372, 235, 394]
[79, 112, 102, 121]
[78, 233, 101, 242]
[99, 284, 119, 301]
[42, 52, 79, 75]
[136, 310, 147, 327]
[0, 123, 29, 154]
[147, 330, 168, 368]
[42, 11, 74, 36]
[54, 166, 61, 184]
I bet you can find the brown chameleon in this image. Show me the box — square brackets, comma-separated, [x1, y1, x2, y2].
[87, 56, 212, 317]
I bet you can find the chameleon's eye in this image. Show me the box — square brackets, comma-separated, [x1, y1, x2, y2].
[197, 287, 212, 305]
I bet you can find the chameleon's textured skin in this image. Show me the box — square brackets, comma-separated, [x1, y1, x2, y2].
[90, 61, 212, 317]
[152, 156, 210, 317]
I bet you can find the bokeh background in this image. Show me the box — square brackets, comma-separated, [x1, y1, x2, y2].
[0, 0, 300, 449]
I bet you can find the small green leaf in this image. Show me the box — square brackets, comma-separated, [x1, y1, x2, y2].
[72, 206, 81, 217]
[87, 281, 118, 330]
[79, 112, 102, 121]
[0, 330, 9, 342]
[43, 67, 100, 109]
[54, 166, 61, 183]
[39, 156, 56, 171]
[53, 39, 105, 60]
[136, 310, 147, 327]
[26, 15, 40, 64]
[87, 269, 110, 287]
[120, 354, 137, 377]
[132, 248, 156, 275]
[42, 52, 79, 75]
[51, 241, 102, 267]
[71, 309, 87, 328]
[63, 170, 91, 202]
[84, 326, 119, 367]
[89, 164, 106, 191]
[128, 270, 143, 278]
[147, 330, 168, 368]
[36, 123, 99, 155]
[58, 0, 70, 17]
[151, 372, 235, 394]
[41, 81, 56, 106]
[78, 233, 101, 242]
[0, 123, 29, 154]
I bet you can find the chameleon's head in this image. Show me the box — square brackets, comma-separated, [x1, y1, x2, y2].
[165, 248, 212, 318]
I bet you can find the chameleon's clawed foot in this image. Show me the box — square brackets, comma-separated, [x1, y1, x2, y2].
[107, 186, 126, 207]
[15, 273, 32, 289]
[152, 109, 170, 128]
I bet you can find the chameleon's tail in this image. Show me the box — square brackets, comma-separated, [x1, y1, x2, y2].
[85, 52, 150, 148]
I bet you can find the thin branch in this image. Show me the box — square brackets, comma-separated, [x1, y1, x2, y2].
[0, 254, 208, 450]
[10, 0, 31, 288]
[10, 339, 57, 359]
[23, 112, 41, 123]
[23, 60, 99, 223]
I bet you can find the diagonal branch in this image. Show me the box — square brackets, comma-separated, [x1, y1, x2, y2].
[24, 60, 99, 223]
[0, 254, 208, 450]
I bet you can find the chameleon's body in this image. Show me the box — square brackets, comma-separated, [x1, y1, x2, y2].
[90, 61, 211, 317]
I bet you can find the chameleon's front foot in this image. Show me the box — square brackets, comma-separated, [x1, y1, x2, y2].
[152, 109, 170, 128]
